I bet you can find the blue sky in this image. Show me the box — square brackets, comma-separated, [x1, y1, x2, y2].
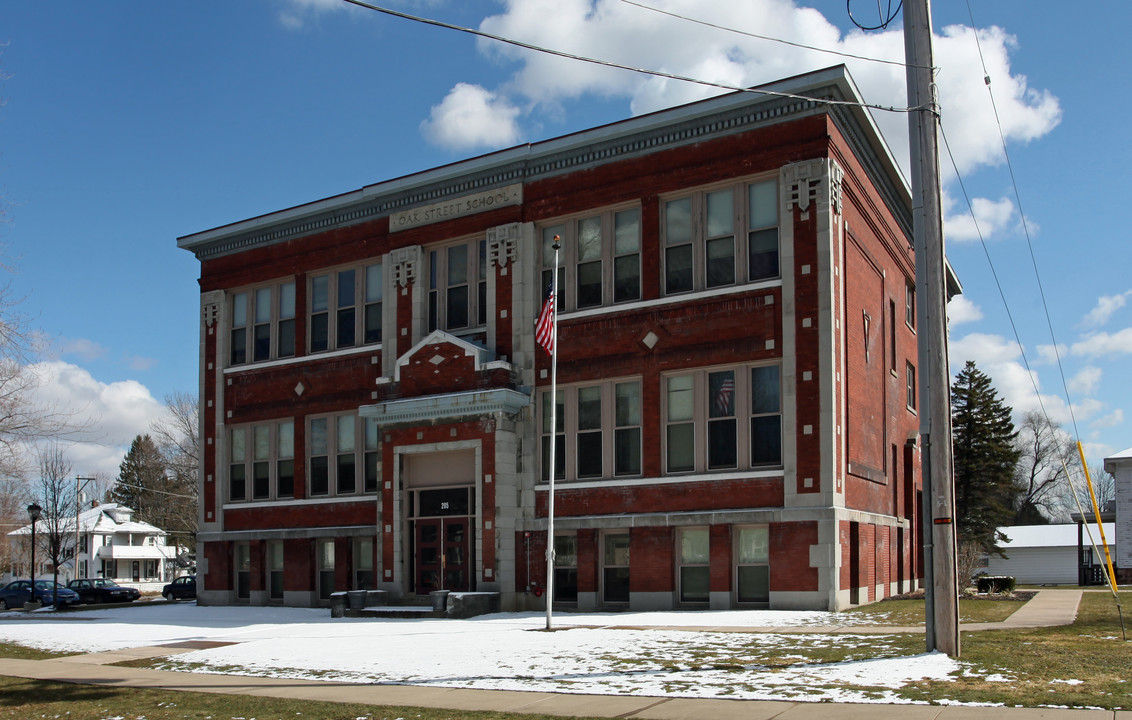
[1, 0, 1129, 480]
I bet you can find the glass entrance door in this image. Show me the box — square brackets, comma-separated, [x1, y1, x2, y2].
[414, 517, 470, 594]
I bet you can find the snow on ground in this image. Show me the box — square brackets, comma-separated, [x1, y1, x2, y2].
[0, 603, 959, 704]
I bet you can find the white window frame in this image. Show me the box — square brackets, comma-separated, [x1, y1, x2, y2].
[677, 527, 710, 605]
[427, 238, 486, 332]
[661, 177, 779, 295]
[307, 414, 380, 498]
[308, 261, 383, 353]
[662, 363, 783, 475]
[229, 279, 297, 366]
[539, 204, 642, 312]
[539, 378, 642, 482]
[734, 525, 770, 606]
[228, 420, 294, 503]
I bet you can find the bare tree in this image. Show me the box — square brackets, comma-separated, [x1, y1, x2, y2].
[1012, 411, 1080, 524]
[34, 444, 75, 606]
[0, 472, 31, 579]
[149, 392, 199, 551]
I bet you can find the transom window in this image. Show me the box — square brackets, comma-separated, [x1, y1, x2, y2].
[230, 280, 296, 366]
[540, 206, 641, 311]
[228, 420, 294, 502]
[428, 239, 487, 332]
[662, 178, 778, 295]
[308, 414, 380, 497]
[309, 262, 383, 353]
[664, 364, 782, 474]
[540, 379, 642, 482]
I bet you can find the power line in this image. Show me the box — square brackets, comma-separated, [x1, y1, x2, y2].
[847, 0, 904, 31]
[339, 0, 919, 114]
[620, 0, 924, 70]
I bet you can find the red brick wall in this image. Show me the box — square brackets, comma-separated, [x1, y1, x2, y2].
[630, 526, 674, 593]
[770, 521, 819, 592]
[539, 477, 783, 518]
[204, 541, 230, 592]
[709, 524, 732, 593]
[284, 538, 311, 593]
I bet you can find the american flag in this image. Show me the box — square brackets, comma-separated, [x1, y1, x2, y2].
[714, 375, 734, 415]
[535, 284, 555, 355]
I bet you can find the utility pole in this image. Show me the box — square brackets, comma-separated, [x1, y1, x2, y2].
[903, 0, 960, 657]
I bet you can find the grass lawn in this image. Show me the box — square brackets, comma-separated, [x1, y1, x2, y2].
[843, 592, 1030, 626]
[0, 591, 1129, 714]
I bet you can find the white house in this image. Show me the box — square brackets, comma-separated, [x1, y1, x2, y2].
[982, 523, 1117, 585]
[1107, 445, 1132, 585]
[7, 503, 182, 590]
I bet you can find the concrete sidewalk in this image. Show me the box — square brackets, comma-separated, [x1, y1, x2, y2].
[0, 589, 1111, 720]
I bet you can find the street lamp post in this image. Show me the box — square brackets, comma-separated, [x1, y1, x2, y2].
[27, 503, 42, 602]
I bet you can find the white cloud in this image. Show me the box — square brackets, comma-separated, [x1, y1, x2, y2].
[1070, 328, 1132, 358]
[1080, 290, 1132, 329]
[463, 0, 1060, 183]
[420, 83, 522, 150]
[1036, 343, 1066, 365]
[58, 337, 109, 362]
[946, 295, 982, 326]
[25, 361, 166, 479]
[1067, 366, 1102, 396]
[944, 195, 1015, 242]
[1091, 409, 1124, 430]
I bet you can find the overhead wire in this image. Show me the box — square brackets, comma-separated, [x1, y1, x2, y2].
[339, 0, 920, 114]
[847, 0, 903, 31]
[619, 0, 925, 70]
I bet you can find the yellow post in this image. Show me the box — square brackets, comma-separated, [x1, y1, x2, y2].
[1077, 441, 1119, 595]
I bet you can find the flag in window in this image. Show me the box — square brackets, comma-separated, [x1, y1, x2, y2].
[535, 284, 555, 355]
[714, 375, 734, 415]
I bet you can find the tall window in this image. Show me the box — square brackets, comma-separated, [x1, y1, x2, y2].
[267, 541, 284, 601]
[540, 380, 642, 482]
[308, 414, 375, 497]
[317, 539, 335, 601]
[679, 528, 710, 603]
[309, 262, 383, 353]
[736, 526, 770, 604]
[428, 240, 485, 332]
[234, 542, 250, 601]
[602, 532, 630, 604]
[664, 364, 782, 474]
[229, 420, 295, 502]
[230, 281, 297, 367]
[355, 538, 374, 590]
[540, 206, 641, 311]
[905, 283, 916, 329]
[663, 178, 778, 294]
[553, 534, 578, 603]
[906, 362, 916, 411]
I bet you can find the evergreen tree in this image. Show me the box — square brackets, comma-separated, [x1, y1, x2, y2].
[112, 435, 167, 522]
[951, 361, 1021, 551]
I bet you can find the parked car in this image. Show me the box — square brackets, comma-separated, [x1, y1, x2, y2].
[162, 575, 196, 601]
[66, 578, 141, 604]
[0, 580, 81, 611]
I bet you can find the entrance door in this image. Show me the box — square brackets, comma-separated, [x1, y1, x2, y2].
[414, 517, 470, 594]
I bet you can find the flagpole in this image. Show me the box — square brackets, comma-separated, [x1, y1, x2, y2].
[545, 235, 560, 631]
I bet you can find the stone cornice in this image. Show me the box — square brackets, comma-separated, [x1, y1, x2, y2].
[179, 66, 910, 260]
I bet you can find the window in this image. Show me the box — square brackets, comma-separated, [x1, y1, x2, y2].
[736, 526, 769, 604]
[355, 538, 374, 590]
[889, 300, 897, 372]
[906, 362, 916, 411]
[428, 240, 485, 332]
[540, 380, 642, 482]
[679, 528, 710, 603]
[234, 542, 250, 600]
[317, 539, 335, 601]
[905, 283, 916, 329]
[664, 364, 782, 474]
[540, 207, 641, 311]
[602, 532, 630, 604]
[553, 534, 578, 603]
[662, 178, 778, 294]
[308, 414, 375, 497]
[228, 421, 294, 502]
[267, 541, 284, 601]
[229, 281, 297, 366]
[309, 262, 383, 353]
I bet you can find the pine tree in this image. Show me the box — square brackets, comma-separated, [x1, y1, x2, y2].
[951, 361, 1021, 551]
[112, 435, 167, 522]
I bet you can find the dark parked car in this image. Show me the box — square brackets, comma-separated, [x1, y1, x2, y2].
[162, 575, 196, 601]
[0, 580, 81, 610]
[66, 578, 141, 604]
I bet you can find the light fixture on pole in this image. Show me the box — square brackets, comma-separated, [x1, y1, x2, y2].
[27, 503, 42, 593]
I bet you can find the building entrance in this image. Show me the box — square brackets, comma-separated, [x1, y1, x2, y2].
[408, 486, 474, 595]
